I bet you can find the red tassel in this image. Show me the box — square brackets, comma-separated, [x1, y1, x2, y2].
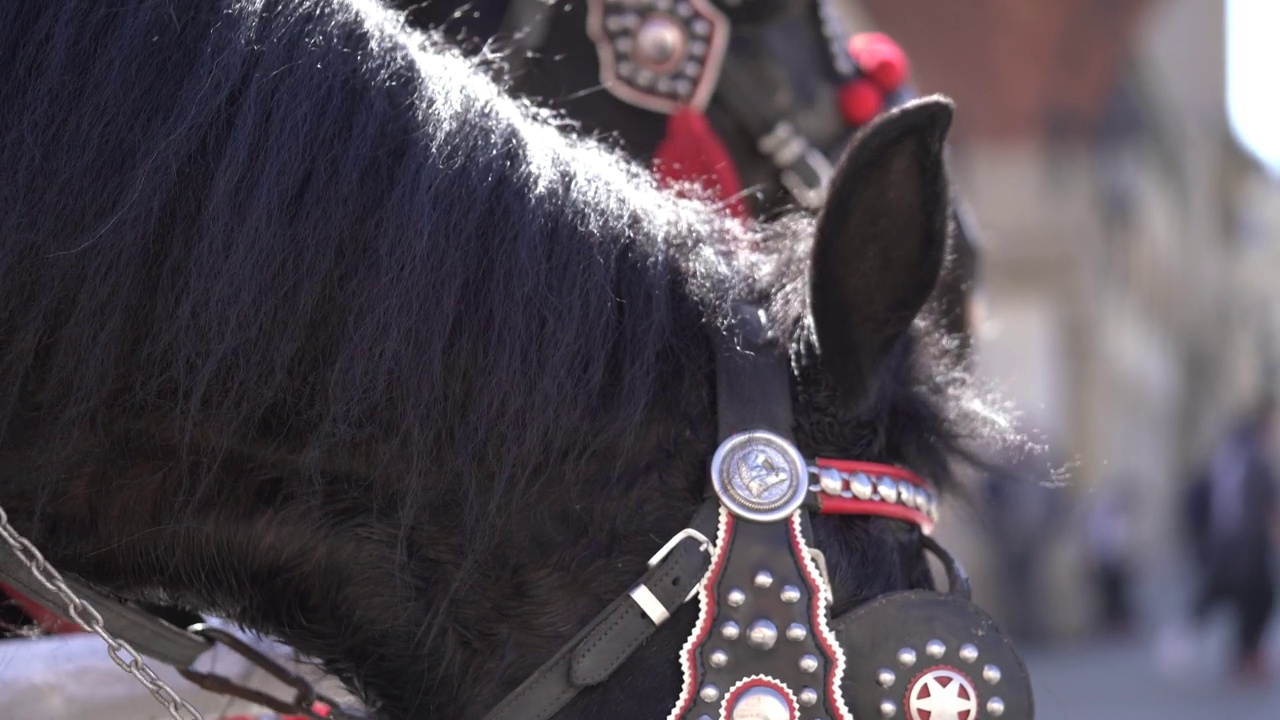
[653, 107, 747, 218]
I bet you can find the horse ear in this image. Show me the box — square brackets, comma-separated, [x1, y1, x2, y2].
[809, 96, 953, 402]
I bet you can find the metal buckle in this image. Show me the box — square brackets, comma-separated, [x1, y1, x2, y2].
[645, 527, 714, 604]
[780, 146, 833, 209]
[646, 527, 712, 569]
[178, 624, 352, 719]
[756, 121, 834, 209]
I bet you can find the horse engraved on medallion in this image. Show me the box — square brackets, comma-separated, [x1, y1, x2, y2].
[710, 431, 807, 521]
[735, 448, 791, 501]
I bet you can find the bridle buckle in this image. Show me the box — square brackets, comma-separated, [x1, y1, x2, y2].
[646, 527, 712, 569]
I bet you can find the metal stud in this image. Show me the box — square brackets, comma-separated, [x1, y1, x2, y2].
[797, 688, 818, 707]
[902, 485, 920, 508]
[876, 668, 896, 688]
[727, 588, 746, 607]
[876, 477, 899, 504]
[754, 570, 774, 588]
[799, 654, 819, 673]
[925, 639, 946, 659]
[700, 684, 720, 703]
[747, 619, 778, 650]
[958, 643, 979, 663]
[786, 623, 807, 642]
[709, 649, 729, 668]
[818, 467, 844, 495]
[850, 473, 874, 500]
[721, 621, 740, 640]
[897, 648, 917, 668]
[879, 699, 897, 718]
[780, 585, 801, 604]
[987, 697, 1005, 717]
[983, 664, 1002, 684]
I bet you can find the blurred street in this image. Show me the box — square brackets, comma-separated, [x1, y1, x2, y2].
[1024, 565, 1280, 719]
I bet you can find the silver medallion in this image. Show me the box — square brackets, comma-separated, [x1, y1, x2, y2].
[710, 431, 808, 522]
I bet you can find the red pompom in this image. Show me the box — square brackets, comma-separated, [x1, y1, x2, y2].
[653, 107, 747, 218]
[848, 32, 910, 92]
[838, 78, 884, 127]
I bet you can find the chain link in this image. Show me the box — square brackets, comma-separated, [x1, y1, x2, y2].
[0, 503, 204, 720]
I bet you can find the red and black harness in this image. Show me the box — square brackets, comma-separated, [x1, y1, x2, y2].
[0, 306, 1034, 720]
[482, 306, 1033, 720]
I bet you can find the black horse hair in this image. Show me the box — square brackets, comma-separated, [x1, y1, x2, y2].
[0, 0, 1015, 716]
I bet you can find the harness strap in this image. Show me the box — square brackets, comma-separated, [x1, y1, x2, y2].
[482, 500, 720, 720]
[0, 549, 211, 668]
[713, 307, 794, 442]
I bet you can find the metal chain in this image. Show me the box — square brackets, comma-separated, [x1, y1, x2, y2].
[0, 503, 204, 720]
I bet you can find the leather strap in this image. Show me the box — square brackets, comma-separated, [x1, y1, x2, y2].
[481, 500, 720, 720]
[0, 550, 211, 667]
[712, 305, 794, 442]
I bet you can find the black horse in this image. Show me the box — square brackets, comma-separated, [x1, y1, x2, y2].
[0, 0, 1006, 717]
[390, 0, 981, 343]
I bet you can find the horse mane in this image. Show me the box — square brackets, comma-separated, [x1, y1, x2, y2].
[0, 0, 770, 492]
[0, 0, 1015, 713]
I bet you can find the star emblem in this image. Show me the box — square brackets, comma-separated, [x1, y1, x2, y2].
[906, 668, 978, 720]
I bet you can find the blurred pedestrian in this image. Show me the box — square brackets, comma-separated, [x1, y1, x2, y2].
[1187, 399, 1279, 682]
[1087, 484, 1135, 636]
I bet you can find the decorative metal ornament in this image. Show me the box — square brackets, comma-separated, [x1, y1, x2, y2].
[586, 0, 731, 115]
[710, 431, 808, 523]
[904, 668, 978, 720]
[668, 507, 852, 720]
[833, 590, 1034, 720]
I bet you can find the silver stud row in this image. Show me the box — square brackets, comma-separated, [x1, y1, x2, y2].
[808, 466, 939, 521]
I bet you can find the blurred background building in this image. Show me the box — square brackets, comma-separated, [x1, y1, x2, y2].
[836, 0, 1280, 715]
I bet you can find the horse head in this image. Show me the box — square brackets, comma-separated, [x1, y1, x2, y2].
[0, 1, 1018, 717]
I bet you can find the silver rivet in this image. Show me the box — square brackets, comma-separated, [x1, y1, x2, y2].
[902, 485, 920, 508]
[983, 664, 1002, 684]
[877, 477, 899, 503]
[786, 623, 807, 641]
[818, 467, 844, 495]
[925, 639, 946, 658]
[721, 621, 740, 640]
[632, 14, 686, 73]
[727, 588, 746, 607]
[754, 570, 774, 588]
[879, 699, 898, 718]
[850, 473, 874, 500]
[780, 585, 801, 603]
[747, 619, 778, 650]
[797, 688, 818, 707]
[897, 648, 917, 667]
[876, 668, 896, 687]
[987, 697, 1005, 716]
[709, 649, 729, 668]
[699, 684, 720, 702]
[799, 654, 819, 673]
[958, 643, 979, 663]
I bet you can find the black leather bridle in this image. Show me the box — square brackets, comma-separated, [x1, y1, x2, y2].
[482, 305, 1033, 720]
[0, 304, 1033, 719]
